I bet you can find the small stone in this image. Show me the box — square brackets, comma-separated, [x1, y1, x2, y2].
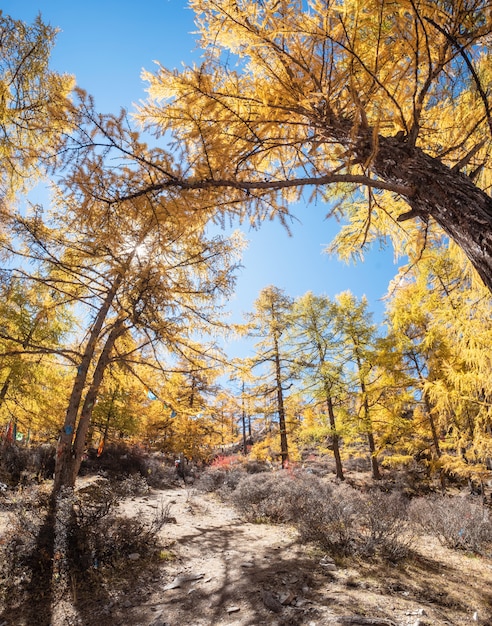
[128, 553, 140, 561]
[226, 606, 240, 614]
[261, 590, 283, 613]
[278, 590, 296, 605]
[320, 562, 337, 571]
[320, 556, 337, 571]
[164, 573, 204, 590]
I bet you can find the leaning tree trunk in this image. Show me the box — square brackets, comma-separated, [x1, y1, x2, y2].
[53, 279, 122, 494]
[368, 135, 492, 290]
[56, 318, 126, 491]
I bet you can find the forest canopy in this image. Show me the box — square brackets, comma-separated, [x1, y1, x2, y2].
[0, 2, 491, 491]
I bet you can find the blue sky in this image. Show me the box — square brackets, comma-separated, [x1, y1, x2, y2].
[5, 0, 402, 354]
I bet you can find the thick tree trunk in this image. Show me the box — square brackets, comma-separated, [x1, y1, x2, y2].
[58, 318, 126, 489]
[369, 136, 492, 290]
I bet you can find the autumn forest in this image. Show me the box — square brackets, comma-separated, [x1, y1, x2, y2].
[1, 0, 492, 496]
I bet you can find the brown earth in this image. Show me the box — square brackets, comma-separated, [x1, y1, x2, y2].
[86, 484, 492, 626]
[1, 480, 491, 626]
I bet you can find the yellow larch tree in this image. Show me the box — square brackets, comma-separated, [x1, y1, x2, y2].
[0, 12, 74, 198]
[136, 0, 492, 292]
[385, 240, 492, 482]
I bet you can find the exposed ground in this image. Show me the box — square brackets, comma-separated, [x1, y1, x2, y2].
[89, 484, 491, 626]
[1, 479, 492, 626]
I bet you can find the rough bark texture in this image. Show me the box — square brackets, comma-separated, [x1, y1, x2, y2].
[70, 318, 127, 481]
[369, 136, 492, 289]
[53, 277, 122, 493]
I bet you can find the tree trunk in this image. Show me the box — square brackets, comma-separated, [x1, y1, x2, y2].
[355, 355, 381, 480]
[423, 391, 441, 458]
[273, 334, 289, 468]
[65, 318, 126, 488]
[53, 278, 123, 494]
[241, 384, 248, 454]
[367, 134, 492, 290]
[325, 390, 344, 480]
[0, 374, 11, 407]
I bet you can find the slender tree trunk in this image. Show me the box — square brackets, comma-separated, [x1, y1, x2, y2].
[241, 383, 248, 454]
[53, 278, 123, 493]
[423, 391, 441, 458]
[355, 355, 381, 480]
[101, 386, 118, 451]
[325, 389, 344, 480]
[0, 374, 11, 407]
[273, 334, 289, 468]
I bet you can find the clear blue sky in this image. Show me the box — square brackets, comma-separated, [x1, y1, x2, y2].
[5, 0, 402, 355]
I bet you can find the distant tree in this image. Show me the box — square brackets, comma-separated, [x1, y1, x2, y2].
[335, 291, 382, 479]
[289, 292, 345, 479]
[136, 0, 492, 293]
[0, 275, 72, 440]
[242, 286, 293, 467]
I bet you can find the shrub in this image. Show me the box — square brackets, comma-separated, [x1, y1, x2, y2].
[80, 443, 149, 477]
[0, 443, 56, 487]
[0, 479, 172, 612]
[110, 473, 151, 498]
[357, 489, 412, 560]
[229, 471, 412, 559]
[231, 470, 336, 525]
[196, 466, 245, 493]
[409, 495, 492, 555]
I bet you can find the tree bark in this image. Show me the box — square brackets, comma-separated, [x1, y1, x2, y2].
[273, 333, 289, 468]
[53, 277, 123, 493]
[356, 356, 381, 480]
[62, 318, 126, 488]
[365, 134, 492, 290]
[325, 390, 344, 481]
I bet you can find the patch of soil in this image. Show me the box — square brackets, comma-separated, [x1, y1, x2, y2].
[108, 486, 492, 626]
[1, 482, 491, 625]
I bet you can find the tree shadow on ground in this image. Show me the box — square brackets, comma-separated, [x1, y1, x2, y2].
[0, 498, 55, 626]
[120, 521, 342, 626]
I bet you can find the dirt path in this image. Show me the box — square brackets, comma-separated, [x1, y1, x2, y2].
[118, 485, 320, 626]
[106, 486, 492, 626]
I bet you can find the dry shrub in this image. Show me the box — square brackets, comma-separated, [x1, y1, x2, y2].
[110, 473, 151, 498]
[71, 480, 170, 570]
[409, 494, 492, 555]
[196, 465, 245, 493]
[143, 456, 179, 488]
[231, 471, 314, 523]
[0, 480, 171, 613]
[357, 489, 413, 560]
[0, 443, 56, 486]
[230, 471, 411, 559]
